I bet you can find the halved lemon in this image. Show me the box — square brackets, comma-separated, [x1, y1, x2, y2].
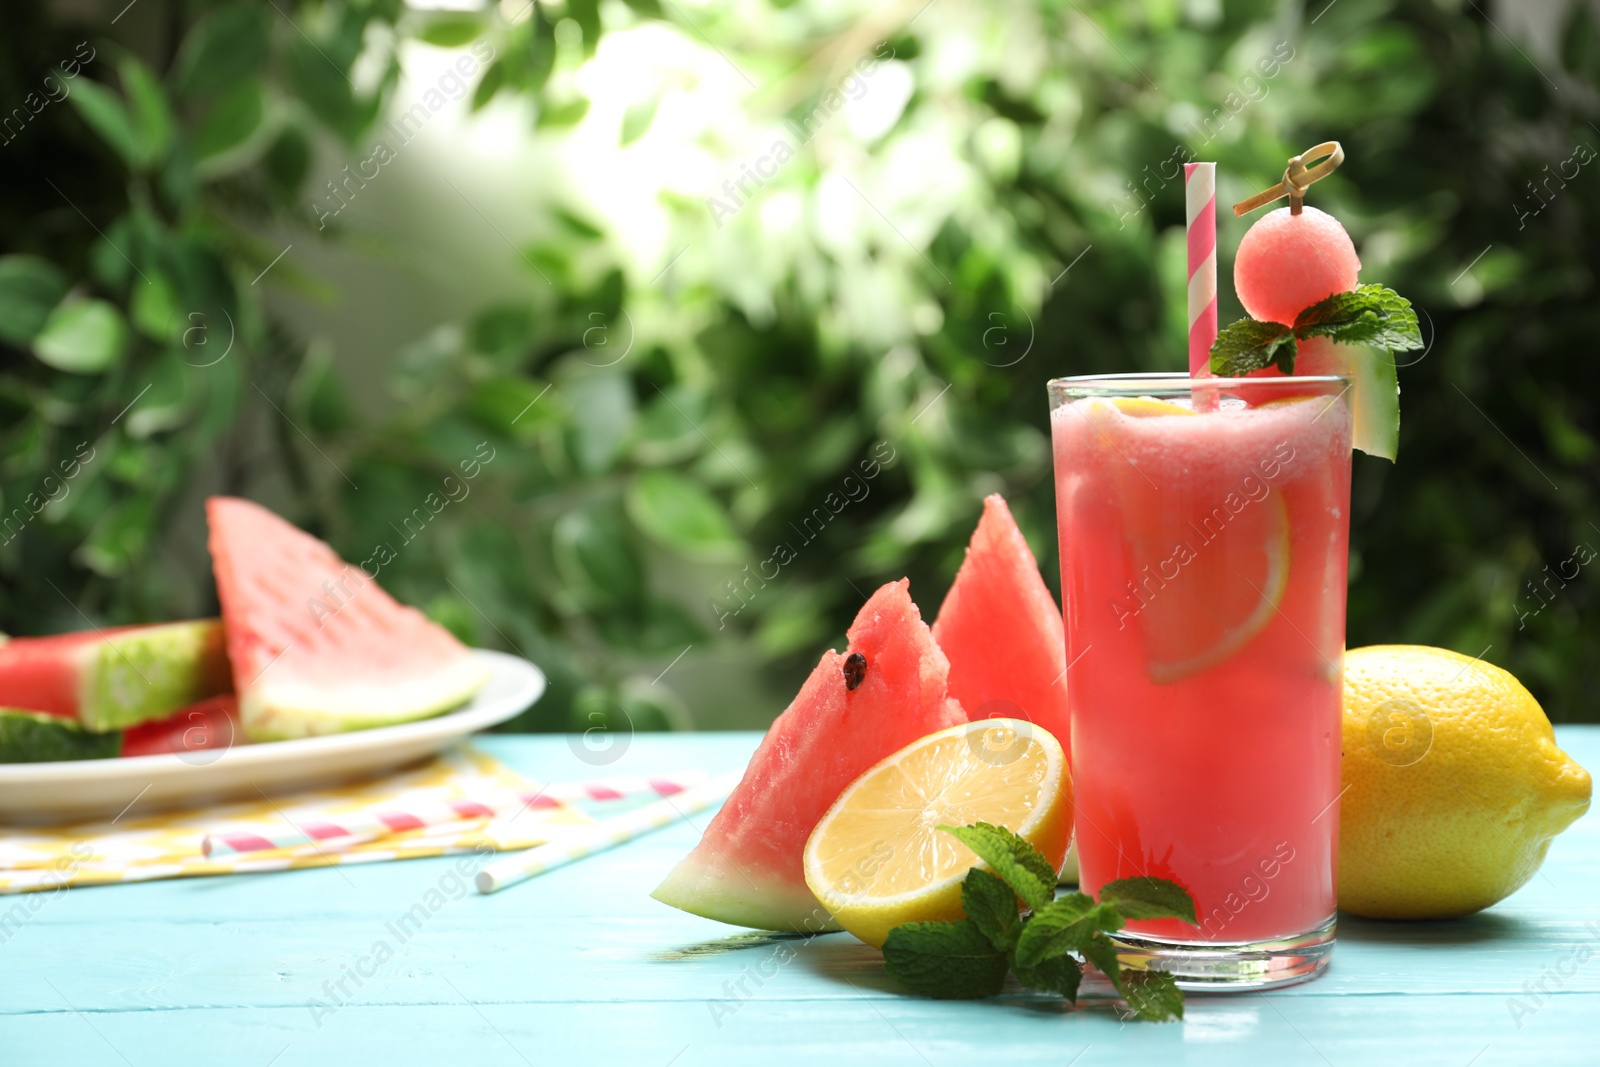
[801, 719, 1072, 948]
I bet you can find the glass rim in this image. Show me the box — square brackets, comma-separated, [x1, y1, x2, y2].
[1048, 372, 1351, 393]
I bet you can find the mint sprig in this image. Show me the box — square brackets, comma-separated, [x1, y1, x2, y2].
[1209, 283, 1423, 376]
[880, 823, 1196, 1022]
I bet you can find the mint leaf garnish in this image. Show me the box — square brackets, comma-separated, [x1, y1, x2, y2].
[938, 822, 1056, 913]
[1013, 953, 1083, 1000]
[1120, 970, 1185, 1022]
[1013, 893, 1120, 968]
[881, 823, 1198, 1022]
[1209, 283, 1423, 376]
[1098, 877, 1199, 924]
[1079, 930, 1123, 987]
[961, 868, 1023, 951]
[1293, 284, 1423, 352]
[882, 920, 1009, 999]
[1209, 319, 1295, 377]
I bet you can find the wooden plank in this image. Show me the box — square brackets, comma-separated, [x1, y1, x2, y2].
[4, 995, 1598, 1066]
[0, 728, 1593, 1066]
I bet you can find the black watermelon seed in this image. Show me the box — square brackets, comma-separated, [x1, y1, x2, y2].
[843, 652, 867, 691]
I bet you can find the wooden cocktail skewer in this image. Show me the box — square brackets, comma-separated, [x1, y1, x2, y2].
[1233, 141, 1345, 216]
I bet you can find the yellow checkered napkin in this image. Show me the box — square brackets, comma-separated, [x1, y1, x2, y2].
[0, 747, 592, 893]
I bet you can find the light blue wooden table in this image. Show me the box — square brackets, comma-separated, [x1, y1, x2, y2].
[2, 728, 1596, 1066]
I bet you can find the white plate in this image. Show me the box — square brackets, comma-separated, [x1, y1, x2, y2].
[0, 649, 545, 826]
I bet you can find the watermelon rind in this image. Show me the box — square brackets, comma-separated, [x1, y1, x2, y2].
[651, 581, 966, 933]
[242, 661, 489, 741]
[653, 862, 842, 934]
[0, 709, 122, 763]
[1296, 339, 1399, 461]
[78, 620, 232, 732]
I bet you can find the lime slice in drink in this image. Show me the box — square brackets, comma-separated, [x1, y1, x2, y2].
[1110, 397, 1195, 418]
[1137, 491, 1289, 683]
[1085, 397, 1292, 684]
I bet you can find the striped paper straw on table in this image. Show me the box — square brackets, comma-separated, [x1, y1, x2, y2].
[474, 769, 742, 895]
[1184, 161, 1218, 378]
[200, 770, 710, 858]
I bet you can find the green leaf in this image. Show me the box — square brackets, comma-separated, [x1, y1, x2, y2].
[563, 370, 635, 473]
[264, 127, 312, 199]
[1097, 877, 1198, 924]
[621, 98, 658, 146]
[937, 822, 1056, 913]
[76, 495, 153, 576]
[175, 5, 271, 99]
[469, 304, 536, 365]
[467, 377, 556, 440]
[471, 60, 506, 112]
[417, 15, 485, 48]
[0, 256, 68, 346]
[125, 351, 198, 439]
[882, 920, 1009, 999]
[1080, 931, 1123, 988]
[554, 208, 605, 241]
[539, 98, 591, 129]
[961, 868, 1023, 951]
[626, 469, 741, 558]
[1120, 969, 1184, 1022]
[1209, 318, 1295, 377]
[118, 56, 176, 166]
[527, 7, 557, 92]
[1013, 894, 1120, 968]
[68, 78, 141, 166]
[569, 0, 602, 55]
[288, 36, 357, 140]
[633, 383, 709, 464]
[195, 80, 265, 160]
[33, 300, 127, 374]
[1292, 284, 1424, 353]
[1012, 952, 1083, 1000]
[130, 272, 180, 342]
[553, 506, 644, 608]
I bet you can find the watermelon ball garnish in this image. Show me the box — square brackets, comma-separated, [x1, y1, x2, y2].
[843, 652, 868, 691]
[1233, 205, 1360, 326]
[1210, 141, 1424, 461]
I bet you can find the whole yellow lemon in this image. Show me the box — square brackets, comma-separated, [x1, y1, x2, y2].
[1339, 645, 1591, 919]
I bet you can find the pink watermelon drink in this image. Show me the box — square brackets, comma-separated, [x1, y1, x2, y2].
[1050, 374, 1352, 987]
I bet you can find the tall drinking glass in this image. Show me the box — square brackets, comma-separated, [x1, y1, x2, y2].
[1049, 373, 1353, 990]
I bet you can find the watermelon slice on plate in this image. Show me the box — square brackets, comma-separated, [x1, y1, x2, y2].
[121, 694, 239, 759]
[932, 494, 1071, 760]
[652, 579, 966, 932]
[0, 621, 230, 732]
[206, 497, 489, 742]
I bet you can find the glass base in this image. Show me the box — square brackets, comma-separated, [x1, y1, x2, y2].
[1109, 915, 1336, 991]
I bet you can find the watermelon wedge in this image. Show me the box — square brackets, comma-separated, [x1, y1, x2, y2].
[652, 579, 966, 932]
[932, 495, 1071, 759]
[206, 497, 489, 741]
[0, 621, 230, 732]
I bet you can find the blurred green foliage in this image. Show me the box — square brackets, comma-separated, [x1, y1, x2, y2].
[1, 0, 1596, 728]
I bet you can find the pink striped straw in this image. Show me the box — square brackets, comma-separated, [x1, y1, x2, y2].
[200, 770, 710, 858]
[1184, 162, 1218, 377]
